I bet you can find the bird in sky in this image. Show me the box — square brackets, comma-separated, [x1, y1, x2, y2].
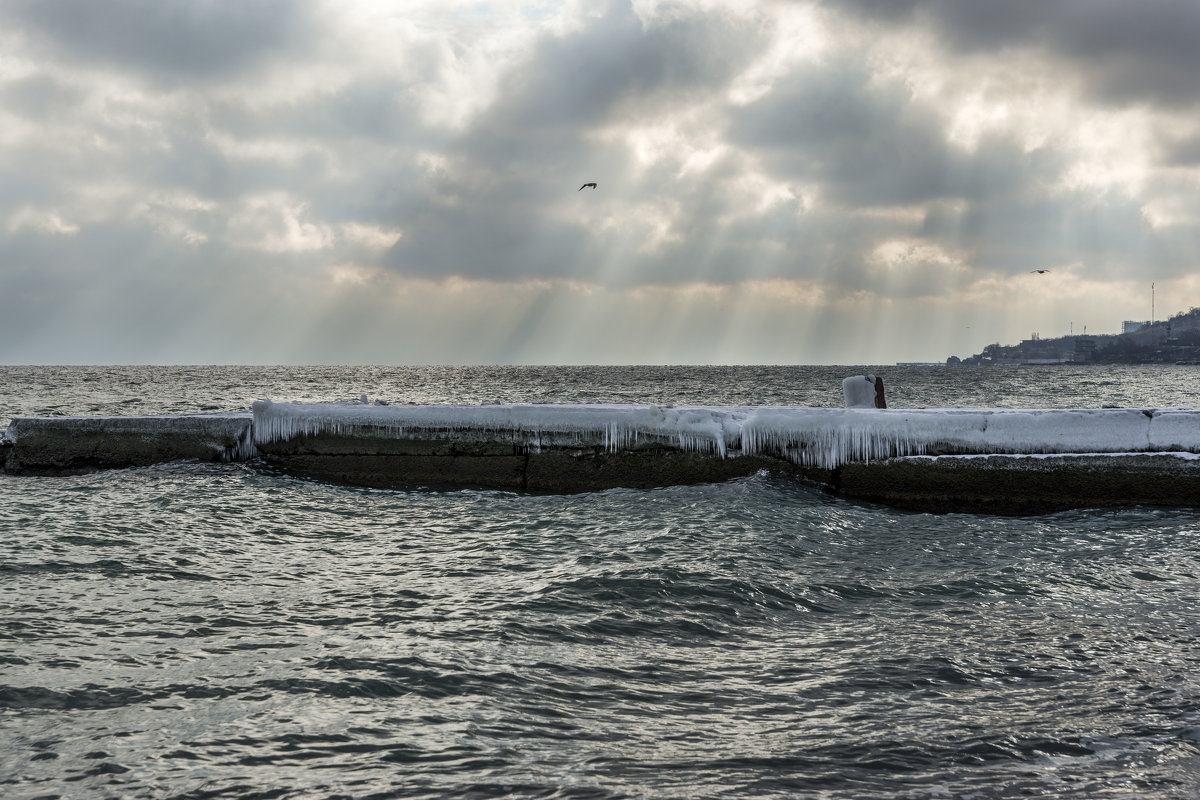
[578, 182, 597, 191]
[1030, 269, 1050, 274]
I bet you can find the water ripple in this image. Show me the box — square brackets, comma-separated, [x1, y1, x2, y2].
[5, 367, 1200, 797]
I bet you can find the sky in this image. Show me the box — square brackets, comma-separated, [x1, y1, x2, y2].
[2, 0, 1200, 365]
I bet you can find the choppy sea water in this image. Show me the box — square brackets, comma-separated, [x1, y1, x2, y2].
[4, 365, 1200, 799]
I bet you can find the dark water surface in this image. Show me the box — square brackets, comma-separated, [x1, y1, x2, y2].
[4, 366, 1200, 798]
[3, 363, 1198, 428]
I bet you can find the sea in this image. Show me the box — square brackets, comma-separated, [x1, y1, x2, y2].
[3, 364, 1200, 799]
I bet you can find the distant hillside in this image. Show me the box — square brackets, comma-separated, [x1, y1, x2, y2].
[948, 307, 1200, 365]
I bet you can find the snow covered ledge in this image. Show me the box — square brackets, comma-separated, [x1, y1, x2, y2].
[8, 400, 1200, 513]
[251, 401, 1200, 469]
[249, 400, 1200, 507]
[249, 400, 782, 492]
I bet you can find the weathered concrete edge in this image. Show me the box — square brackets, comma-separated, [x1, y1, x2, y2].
[252, 432, 811, 493]
[2, 414, 256, 475]
[834, 453, 1200, 515]
[267, 447, 1200, 514]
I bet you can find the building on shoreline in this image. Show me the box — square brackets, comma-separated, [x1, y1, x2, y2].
[949, 308, 1200, 365]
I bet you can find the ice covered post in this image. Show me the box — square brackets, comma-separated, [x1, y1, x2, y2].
[843, 375, 887, 408]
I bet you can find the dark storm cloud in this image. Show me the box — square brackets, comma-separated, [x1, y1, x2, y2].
[7, 0, 1199, 366]
[0, 164, 54, 216]
[199, 59, 441, 145]
[0, 216, 290, 361]
[730, 58, 1061, 208]
[449, 0, 766, 176]
[385, 0, 1200, 296]
[724, 43, 1200, 285]
[0, 73, 86, 121]
[1163, 133, 1200, 168]
[491, 0, 764, 132]
[388, 200, 596, 281]
[3, 0, 316, 84]
[921, 188, 1200, 279]
[381, 137, 634, 281]
[385, 0, 769, 281]
[832, 0, 1200, 107]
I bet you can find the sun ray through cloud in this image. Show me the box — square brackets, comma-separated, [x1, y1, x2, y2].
[2, 0, 1199, 364]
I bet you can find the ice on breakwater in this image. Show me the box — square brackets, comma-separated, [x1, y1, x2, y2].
[250, 400, 1200, 470]
[10, 401, 1200, 511]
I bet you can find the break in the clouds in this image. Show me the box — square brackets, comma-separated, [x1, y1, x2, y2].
[2, 0, 1199, 365]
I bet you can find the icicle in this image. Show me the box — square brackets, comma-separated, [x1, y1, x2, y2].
[222, 424, 259, 462]
[249, 402, 1200, 466]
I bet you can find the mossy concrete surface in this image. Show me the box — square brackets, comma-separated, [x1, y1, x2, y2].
[256, 435, 789, 492]
[835, 454, 1200, 514]
[2, 415, 254, 475]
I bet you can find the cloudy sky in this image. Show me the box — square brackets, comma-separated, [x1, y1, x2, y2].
[3, 0, 1199, 365]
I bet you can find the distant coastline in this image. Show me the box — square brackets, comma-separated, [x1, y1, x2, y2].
[946, 307, 1200, 366]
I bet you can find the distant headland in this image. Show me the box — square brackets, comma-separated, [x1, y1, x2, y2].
[947, 307, 1200, 366]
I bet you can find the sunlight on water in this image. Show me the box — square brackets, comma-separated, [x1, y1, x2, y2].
[4, 368, 1200, 798]
[5, 364, 1200, 428]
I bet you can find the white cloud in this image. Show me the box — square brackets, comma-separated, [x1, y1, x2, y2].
[234, 197, 335, 254]
[6, 206, 79, 236]
[338, 222, 402, 251]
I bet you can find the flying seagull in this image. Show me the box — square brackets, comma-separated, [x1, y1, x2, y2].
[1030, 269, 1050, 274]
[578, 182, 597, 191]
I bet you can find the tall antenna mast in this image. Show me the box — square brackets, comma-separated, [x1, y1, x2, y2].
[1152, 282, 1155, 325]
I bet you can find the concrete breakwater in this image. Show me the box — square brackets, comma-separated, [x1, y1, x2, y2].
[1, 413, 256, 474]
[5, 401, 1200, 514]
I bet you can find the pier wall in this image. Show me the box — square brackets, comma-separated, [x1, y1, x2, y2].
[252, 429, 795, 492]
[5, 407, 1200, 514]
[2, 414, 255, 475]
[836, 453, 1200, 515]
